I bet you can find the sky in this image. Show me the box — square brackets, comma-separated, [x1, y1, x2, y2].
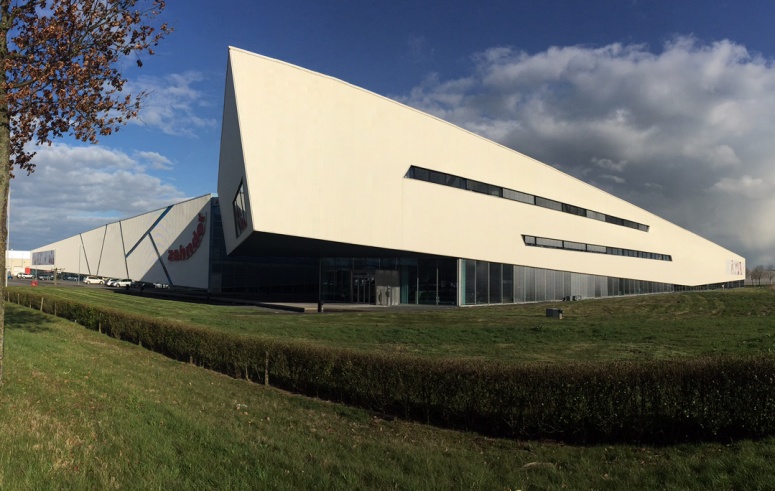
[10, 0, 775, 268]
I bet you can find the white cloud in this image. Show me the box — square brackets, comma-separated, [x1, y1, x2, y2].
[9, 143, 187, 250]
[601, 174, 626, 184]
[398, 37, 775, 266]
[127, 71, 219, 137]
[135, 150, 174, 170]
[593, 157, 628, 172]
[711, 175, 772, 199]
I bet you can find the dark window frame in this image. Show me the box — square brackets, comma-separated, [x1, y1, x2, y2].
[523, 235, 671, 261]
[232, 180, 248, 238]
[405, 165, 649, 232]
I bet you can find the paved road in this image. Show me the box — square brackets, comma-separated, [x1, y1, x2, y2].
[6, 277, 109, 288]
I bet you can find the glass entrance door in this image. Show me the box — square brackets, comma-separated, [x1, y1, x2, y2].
[352, 271, 375, 303]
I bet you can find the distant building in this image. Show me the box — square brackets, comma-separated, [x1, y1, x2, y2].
[31, 47, 746, 305]
[6, 250, 31, 277]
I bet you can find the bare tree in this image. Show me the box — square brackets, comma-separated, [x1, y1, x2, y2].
[751, 265, 765, 286]
[763, 266, 775, 286]
[0, 0, 170, 384]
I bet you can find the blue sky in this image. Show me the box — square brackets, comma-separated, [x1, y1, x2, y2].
[11, 0, 775, 268]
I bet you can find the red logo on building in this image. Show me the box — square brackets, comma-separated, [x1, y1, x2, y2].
[168, 213, 207, 261]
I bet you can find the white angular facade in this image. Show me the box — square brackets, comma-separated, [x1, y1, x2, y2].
[216, 47, 745, 305]
[32, 47, 745, 304]
[32, 195, 213, 289]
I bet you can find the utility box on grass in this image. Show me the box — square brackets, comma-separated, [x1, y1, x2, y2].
[546, 308, 563, 319]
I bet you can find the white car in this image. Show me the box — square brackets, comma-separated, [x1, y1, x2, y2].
[83, 276, 104, 284]
[113, 279, 133, 287]
[16, 273, 34, 279]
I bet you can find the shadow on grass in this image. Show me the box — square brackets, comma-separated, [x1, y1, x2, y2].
[5, 305, 56, 333]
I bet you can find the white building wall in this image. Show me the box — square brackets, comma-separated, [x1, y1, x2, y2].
[217, 60, 251, 251]
[6, 250, 31, 276]
[218, 48, 744, 287]
[100, 222, 129, 278]
[81, 227, 107, 275]
[32, 195, 213, 289]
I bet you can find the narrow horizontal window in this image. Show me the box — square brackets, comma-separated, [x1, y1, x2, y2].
[535, 196, 562, 211]
[562, 204, 586, 216]
[503, 188, 534, 204]
[414, 167, 430, 182]
[466, 179, 488, 194]
[586, 210, 606, 221]
[536, 237, 563, 248]
[405, 165, 649, 231]
[429, 170, 446, 185]
[563, 241, 586, 251]
[445, 175, 465, 188]
[605, 215, 625, 226]
[525, 235, 670, 261]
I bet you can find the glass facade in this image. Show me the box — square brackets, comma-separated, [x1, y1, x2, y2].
[207, 199, 742, 306]
[320, 256, 457, 305]
[459, 258, 744, 306]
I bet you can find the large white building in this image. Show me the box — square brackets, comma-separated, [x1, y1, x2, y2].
[31, 47, 746, 305]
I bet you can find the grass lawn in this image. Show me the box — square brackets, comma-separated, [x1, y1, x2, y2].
[3, 302, 775, 489]
[16, 285, 775, 362]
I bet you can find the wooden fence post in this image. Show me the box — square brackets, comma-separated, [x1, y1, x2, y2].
[264, 351, 269, 386]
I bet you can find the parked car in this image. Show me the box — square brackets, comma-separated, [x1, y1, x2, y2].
[37, 274, 54, 280]
[113, 279, 133, 287]
[105, 278, 119, 286]
[17, 273, 34, 279]
[83, 276, 104, 285]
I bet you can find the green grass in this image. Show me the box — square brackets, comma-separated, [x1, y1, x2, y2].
[18, 286, 775, 362]
[4, 302, 775, 489]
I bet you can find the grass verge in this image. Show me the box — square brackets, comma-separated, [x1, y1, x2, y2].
[3, 303, 775, 489]
[13, 286, 775, 362]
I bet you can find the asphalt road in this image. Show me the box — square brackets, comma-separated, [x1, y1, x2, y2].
[5, 277, 110, 288]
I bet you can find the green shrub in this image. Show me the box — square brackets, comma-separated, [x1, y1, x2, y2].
[8, 288, 775, 443]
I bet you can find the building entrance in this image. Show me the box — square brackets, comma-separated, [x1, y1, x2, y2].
[352, 271, 375, 303]
[375, 269, 400, 306]
[319, 256, 457, 305]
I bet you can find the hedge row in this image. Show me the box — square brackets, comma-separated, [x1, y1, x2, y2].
[7, 288, 775, 443]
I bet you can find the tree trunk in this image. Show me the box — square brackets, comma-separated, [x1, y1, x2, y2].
[0, 124, 9, 385]
[0, 5, 11, 385]
[0, 111, 9, 386]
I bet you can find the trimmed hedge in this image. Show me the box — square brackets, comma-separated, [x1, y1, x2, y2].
[7, 288, 775, 443]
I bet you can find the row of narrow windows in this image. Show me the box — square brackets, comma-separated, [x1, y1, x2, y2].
[405, 166, 650, 232]
[523, 235, 672, 261]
